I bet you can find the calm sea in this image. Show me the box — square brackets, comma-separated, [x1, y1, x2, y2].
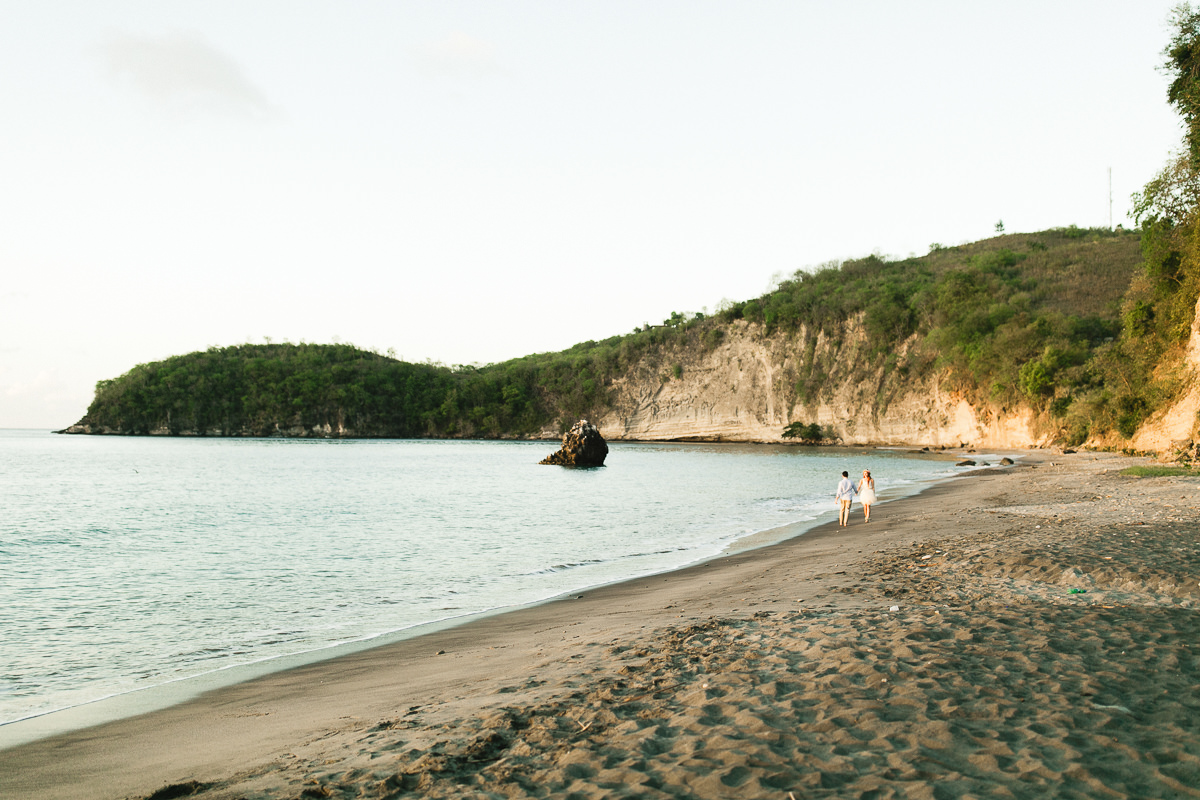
[0, 429, 971, 743]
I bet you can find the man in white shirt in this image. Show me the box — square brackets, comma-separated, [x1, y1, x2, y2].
[835, 470, 856, 527]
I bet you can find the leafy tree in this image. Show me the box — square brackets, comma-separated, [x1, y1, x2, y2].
[1071, 3, 1200, 438]
[783, 421, 825, 442]
[1166, 3, 1200, 167]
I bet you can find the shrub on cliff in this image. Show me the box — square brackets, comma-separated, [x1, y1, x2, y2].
[782, 421, 826, 442]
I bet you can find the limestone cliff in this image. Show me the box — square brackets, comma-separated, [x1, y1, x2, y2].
[592, 319, 1050, 448]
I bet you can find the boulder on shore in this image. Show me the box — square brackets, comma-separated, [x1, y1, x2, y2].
[540, 419, 608, 467]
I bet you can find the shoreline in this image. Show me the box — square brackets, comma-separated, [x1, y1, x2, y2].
[47, 424, 1035, 451]
[0, 444, 966, 748]
[5, 449, 1197, 798]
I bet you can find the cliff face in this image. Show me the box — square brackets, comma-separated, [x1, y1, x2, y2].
[593, 319, 1049, 448]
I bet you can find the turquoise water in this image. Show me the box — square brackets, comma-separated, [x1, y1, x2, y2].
[0, 430, 967, 733]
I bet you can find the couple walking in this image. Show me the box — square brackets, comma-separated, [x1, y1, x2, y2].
[835, 469, 876, 526]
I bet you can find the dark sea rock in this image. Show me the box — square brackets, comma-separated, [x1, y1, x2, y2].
[540, 419, 608, 466]
[1000, 457, 1015, 465]
[955, 459, 977, 467]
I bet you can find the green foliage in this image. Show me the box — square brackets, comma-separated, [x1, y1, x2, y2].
[1123, 299, 1154, 337]
[1018, 358, 1053, 399]
[75, 226, 1149, 443]
[78, 342, 604, 438]
[1127, 7, 1200, 351]
[782, 421, 825, 442]
[1120, 465, 1198, 477]
[1117, 393, 1151, 437]
[1064, 6, 1200, 444]
[1132, 155, 1200, 228]
[80, 344, 461, 436]
[1165, 3, 1200, 167]
[701, 327, 725, 351]
[731, 237, 1134, 413]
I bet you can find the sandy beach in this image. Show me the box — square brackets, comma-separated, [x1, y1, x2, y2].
[2, 450, 1198, 799]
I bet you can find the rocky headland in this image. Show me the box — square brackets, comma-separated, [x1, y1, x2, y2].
[57, 230, 1200, 457]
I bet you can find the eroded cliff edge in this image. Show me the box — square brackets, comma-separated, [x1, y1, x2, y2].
[591, 317, 1048, 448]
[595, 290, 1200, 452]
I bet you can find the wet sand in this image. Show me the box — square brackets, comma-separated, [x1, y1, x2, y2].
[2, 450, 1198, 799]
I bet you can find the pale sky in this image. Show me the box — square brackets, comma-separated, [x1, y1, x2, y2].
[0, 1, 1186, 428]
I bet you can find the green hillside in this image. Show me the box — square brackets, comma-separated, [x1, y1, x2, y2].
[67, 226, 1153, 443]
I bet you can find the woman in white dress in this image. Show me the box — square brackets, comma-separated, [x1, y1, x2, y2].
[857, 469, 877, 522]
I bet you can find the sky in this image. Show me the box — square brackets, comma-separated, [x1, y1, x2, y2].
[0, 1, 1187, 428]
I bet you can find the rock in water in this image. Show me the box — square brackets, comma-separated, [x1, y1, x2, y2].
[540, 420, 608, 466]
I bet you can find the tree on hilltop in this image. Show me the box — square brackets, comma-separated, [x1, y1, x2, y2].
[1131, 3, 1200, 343]
[1166, 3, 1200, 167]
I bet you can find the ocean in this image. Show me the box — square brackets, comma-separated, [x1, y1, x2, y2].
[0, 429, 972, 743]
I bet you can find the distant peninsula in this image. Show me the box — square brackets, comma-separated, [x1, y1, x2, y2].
[64, 224, 1200, 457]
